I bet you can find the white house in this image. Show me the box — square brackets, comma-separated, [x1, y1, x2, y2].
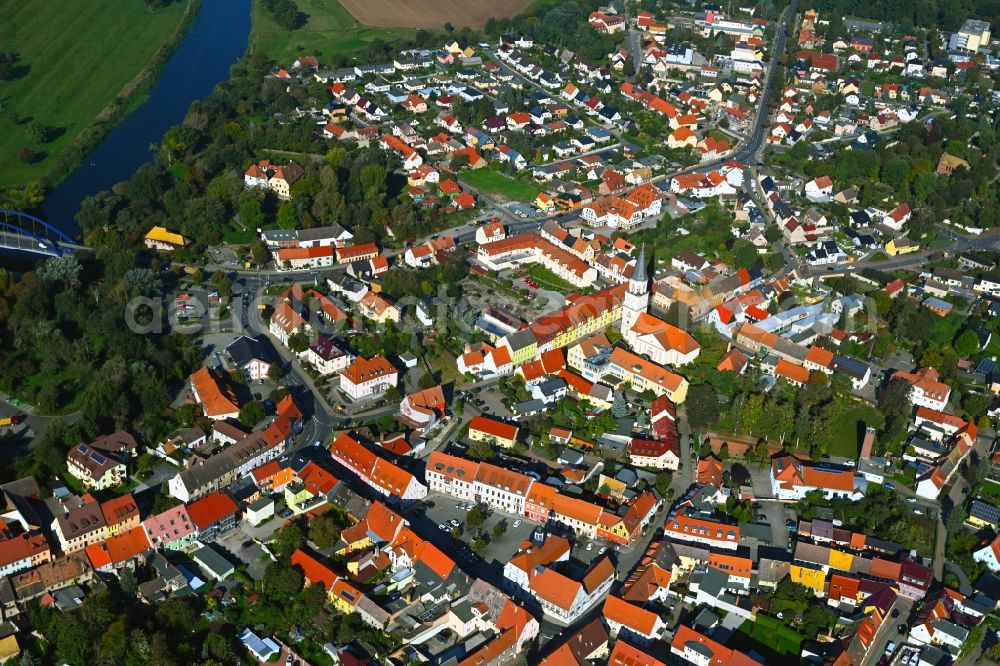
[805, 176, 833, 202]
[339, 356, 398, 401]
[770, 455, 866, 501]
[974, 536, 1000, 571]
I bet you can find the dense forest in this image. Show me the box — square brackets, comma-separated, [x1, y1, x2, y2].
[0, 253, 204, 483]
[812, 0, 1000, 31]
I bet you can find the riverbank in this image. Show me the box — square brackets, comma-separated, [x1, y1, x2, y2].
[40, 0, 253, 234]
[0, 0, 199, 190]
[41, 0, 204, 190]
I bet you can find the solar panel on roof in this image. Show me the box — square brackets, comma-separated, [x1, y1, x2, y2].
[90, 452, 107, 465]
[977, 359, 998, 374]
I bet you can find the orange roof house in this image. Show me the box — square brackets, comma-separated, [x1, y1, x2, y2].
[189, 367, 240, 419]
[85, 526, 150, 570]
[602, 594, 663, 638]
[468, 416, 519, 444]
[716, 348, 748, 373]
[187, 491, 239, 530]
[774, 359, 811, 386]
[291, 548, 338, 590]
[697, 454, 724, 486]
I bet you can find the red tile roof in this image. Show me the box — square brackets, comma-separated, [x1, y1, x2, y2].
[186, 491, 239, 529]
[291, 548, 337, 590]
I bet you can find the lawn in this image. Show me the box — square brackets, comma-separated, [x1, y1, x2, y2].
[250, 0, 414, 61]
[815, 398, 884, 459]
[0, 0, 189, 187]
[526, 264, 576, 293]
[460, 169, 541, 203]
[737, 615, 806, 656]
[425, 345, 463, 385]
[981, 478, 1000, 501]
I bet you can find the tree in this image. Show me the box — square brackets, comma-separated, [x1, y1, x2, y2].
[0, 52, 27, 81]
[467, 439, 495, 461]
[611, 393, 628, 418]
[877, 379, 913, 438]
[210, 270, 233, 299]
[287, 332, 310, 353]
[467, 507, 484, 530]
[954, 329, 980, 357]
[239, 401, 265, 427]
[472, 536, 487, 552]
[38, 255, 83, 289]
[155, 597, 197, 631]
[277, 201, 298, 229]
[273, 522, 305, 560]
[119, 567, 138, 598]
[18, 147, 37, 164]
[946, 504, 967, 534]
[262, 561, 304, 599]
[26, 122, 53, 144]
[267, 363, 284, 381]
[249, 239, 269, 266]
[686, 383, 720, 430]
[309, 514, 341, 549]
[492, 521, 506, 538]
[240, 197, 266, 230]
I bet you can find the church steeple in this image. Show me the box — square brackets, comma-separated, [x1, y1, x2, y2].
[621, 244, 650, 337]
[631, 244, 647, 287]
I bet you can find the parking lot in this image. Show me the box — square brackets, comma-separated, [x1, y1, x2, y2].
[215, 526, 274, 582]
[409, 493, 539, 573]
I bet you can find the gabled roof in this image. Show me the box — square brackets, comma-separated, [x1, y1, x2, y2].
[291, 549, 337, 590]
[603, 594, 660, 634]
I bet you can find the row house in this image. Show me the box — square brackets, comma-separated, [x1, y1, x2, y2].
[330, 433, 427, 504]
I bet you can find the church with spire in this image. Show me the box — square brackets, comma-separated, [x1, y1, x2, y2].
[620, 246, 702, 367]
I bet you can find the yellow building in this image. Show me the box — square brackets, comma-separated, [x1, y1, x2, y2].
[828, 549, 854, 573]
[468, 415, 519, 449]
[790, 564, 827, 596]
[536, 192, 555, 211]
[329, 579, 362, 614]
[0, 635, 19, 663]
[144, 226, 188, 251]
[608, 347, 689, 403]
[885, 237, 920, 256]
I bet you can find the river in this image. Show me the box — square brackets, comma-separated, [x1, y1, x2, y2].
[42, 0, 252, 237]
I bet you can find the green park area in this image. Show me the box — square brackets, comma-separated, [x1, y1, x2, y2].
[461, 169, 541, 202]
[250, 0, 414, 60]
[0, 0, 189, 186]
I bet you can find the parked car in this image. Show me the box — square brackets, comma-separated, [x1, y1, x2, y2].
[512, 519, 521, 528]
[884, 483, 895, 491]
[585, 543, 593, 551]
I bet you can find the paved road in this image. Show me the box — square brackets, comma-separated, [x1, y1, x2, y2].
[860, 596, 913, 666]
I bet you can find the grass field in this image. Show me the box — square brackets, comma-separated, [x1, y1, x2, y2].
[250, 0, 414, 61]
[0, 0, 188, 186]
[817, 398, 884, 458]
[526, 265, 576, 293]
[738, 616, 806, 656]
[460, 170, 541, 202]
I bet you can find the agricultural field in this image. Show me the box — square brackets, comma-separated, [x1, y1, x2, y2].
[0, 0, 188, 186]
[338, 0, 534, 29]
[250, 0, 414, 60]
